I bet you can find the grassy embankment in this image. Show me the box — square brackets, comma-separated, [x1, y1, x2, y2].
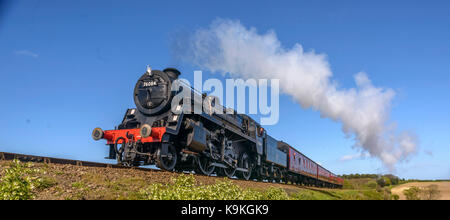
[0, 159, 395, 200]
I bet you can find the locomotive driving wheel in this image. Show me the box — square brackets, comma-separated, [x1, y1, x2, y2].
[238, 152, 252, 180]
[156, 144, 177, 171]
[195, 155, 215, 176]
[219, 166, 236, 178]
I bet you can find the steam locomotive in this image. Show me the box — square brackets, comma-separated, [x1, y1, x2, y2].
[92, 67, 343, 188]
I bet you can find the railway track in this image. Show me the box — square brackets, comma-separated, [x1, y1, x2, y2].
[0, 151, 161, 173]
[0, 151, 273, 185]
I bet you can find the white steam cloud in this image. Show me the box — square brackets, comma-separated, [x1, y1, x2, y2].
[172, 19, 417, 170]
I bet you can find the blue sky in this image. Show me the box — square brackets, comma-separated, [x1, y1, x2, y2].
[1, 0, 449, 179]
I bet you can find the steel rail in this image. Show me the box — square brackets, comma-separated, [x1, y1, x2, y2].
[0, 151, 160, 172]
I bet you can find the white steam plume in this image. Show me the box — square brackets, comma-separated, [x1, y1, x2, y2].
[172, 19, 417, 170]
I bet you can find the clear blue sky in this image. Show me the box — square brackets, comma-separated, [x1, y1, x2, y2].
[1, 0, 449, 180]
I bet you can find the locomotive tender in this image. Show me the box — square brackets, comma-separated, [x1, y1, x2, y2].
[92, 67, 343, 188]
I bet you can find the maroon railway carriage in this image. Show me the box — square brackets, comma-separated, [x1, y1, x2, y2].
[279, 142, 342, 188]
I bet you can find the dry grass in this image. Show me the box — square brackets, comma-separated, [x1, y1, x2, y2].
[391, 182, 450, 200]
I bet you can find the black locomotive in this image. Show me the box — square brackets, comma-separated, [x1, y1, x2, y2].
[92, 67, 343, 187]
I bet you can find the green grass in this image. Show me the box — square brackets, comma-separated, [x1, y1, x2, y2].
[0, 160, 53, 200]
[138, 174, 277, 200]
[1, 160, 396, 200]
[137, 174, 392, 200]
[292, 188, 390, 200]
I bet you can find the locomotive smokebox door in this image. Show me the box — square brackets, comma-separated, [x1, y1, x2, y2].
[134, 70, 172, 116]
[186, 125, 207, 152]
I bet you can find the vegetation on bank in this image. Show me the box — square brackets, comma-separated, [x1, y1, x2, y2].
[139, 174, 289, 200]
[340, 173, 448, 185]
[340, 173, 401, 187]
[403, 185, 441, 200]
[138, 174, 394, 200]
[0, 160, 54, 200]
[1, 160, 438, 200]
[340, 173, 446, 200]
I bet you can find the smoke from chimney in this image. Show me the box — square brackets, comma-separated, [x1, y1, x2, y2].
[171, 19, 418, 170]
